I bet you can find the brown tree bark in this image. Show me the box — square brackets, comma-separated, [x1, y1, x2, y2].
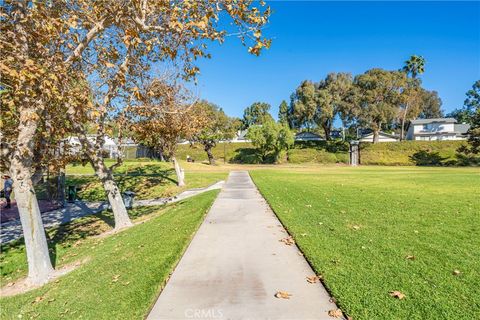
[204, 144, 215, 165]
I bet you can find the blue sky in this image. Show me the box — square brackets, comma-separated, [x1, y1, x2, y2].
[192, 1, 480, 120]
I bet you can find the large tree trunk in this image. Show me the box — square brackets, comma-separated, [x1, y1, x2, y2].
[172, 156, 185, 186]
[10, 108, 54, 285]
[373, 129, 380, 143]
[400, 102, 409, 141]
[322, 122, 332, 141]
[204, 144, 215, 165]
[91, 157, 132, 230]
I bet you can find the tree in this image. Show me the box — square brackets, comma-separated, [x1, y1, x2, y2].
[242, 102, 273, 129]
[246, 119, 294, 163]
[402, 55, 425, 79]
[0, 0, 271, 285]
[353, 69, 406, 143]
[278, 100, 289, 125]
[290, 81, 317, 131]
[418, 90, 443, 119]
[191, 101, 238, 165]
[315, 73, 353, 140]
[457, 80, 480, 157]
[399, 55, 426, 140]
[449, 80, 480, 125]
[128, 79, 205, 186]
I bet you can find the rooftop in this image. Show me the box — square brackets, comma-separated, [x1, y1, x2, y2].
[410, 118, 457, 125]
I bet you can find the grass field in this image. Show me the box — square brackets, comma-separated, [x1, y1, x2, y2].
[0, 190, 219, 319]
[250, 167, 480, 320]
[65, 160, 228, 201]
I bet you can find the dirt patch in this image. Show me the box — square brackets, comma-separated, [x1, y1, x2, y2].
[0, 257, 90, 297]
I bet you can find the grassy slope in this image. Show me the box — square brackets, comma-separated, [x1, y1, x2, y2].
[0, 191, 219, 319]
[360, 140, 466, 165]
[65, 160, 227, 201]
[250, 167, 480, 320]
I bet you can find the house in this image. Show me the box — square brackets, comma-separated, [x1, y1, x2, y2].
[359, 131, 399, 143]
[65, 135, 119, 158]
[226, 130, 250, 143]
[295, 131, 324, 141]
[406, 118, 470, 141]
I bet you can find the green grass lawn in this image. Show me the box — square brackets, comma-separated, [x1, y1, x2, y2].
[250, 167, 480, 320]
[0, 190, 219, 319]
[65, 160, 227, 201]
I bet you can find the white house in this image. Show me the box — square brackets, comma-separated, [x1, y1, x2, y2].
[406, 118, 470, 141]
[359, 131, 399, 143]
[65, 135, 119, 158]
[224, 130, 250, 143]
[295, 131, 324, 141]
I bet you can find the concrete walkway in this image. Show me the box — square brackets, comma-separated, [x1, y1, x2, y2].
[147, 171, 339, 320]
[0, 181, 224, 244]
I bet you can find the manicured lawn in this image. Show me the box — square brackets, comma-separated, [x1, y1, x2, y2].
[250, 167, 480, 320]
[65, 160, 227, 201]
[0, 190, 219, 319]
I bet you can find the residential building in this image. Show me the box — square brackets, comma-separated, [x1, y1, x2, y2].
[406, 118, 470, 141]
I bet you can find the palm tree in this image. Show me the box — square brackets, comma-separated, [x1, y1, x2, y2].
[402, 55, 425, 79]
[400, 55, 426, 140]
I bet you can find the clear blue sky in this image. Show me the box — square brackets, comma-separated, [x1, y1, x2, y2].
[192, 1, 480, 120]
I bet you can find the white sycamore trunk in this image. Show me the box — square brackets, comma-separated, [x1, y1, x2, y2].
[93, 158, 132, 230]
[172, 156, 185, 187]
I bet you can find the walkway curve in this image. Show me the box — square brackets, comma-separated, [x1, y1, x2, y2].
[147, 171, 340, 320]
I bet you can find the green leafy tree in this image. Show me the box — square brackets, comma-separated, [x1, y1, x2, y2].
[353, 69, 407, 143]
[290, 81, 317, 131]
[192, 101, 238, 165]
[278, 100, 289, 125]
[241, 102, 273, 129]
[449, 80, 480, 125]
[246, 119, 294, 163]
[418, 90, 443, 119]
[457, 80, 480, 160]
[315, 73, 353, 140]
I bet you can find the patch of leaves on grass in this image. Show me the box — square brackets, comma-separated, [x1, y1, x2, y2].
[306, 275, 321, 284]
[389, 290, 406, 300]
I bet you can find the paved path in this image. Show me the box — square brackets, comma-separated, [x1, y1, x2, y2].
[0, 181, 224, 244]
[148, 171, 339, 320]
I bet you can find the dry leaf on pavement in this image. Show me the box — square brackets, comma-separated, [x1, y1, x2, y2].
[389, 290, 406, 299]
[306, 276, 320, 284]
[279, 236, 295, 246]
[328, 309, 343, 318]
[274, 291, 292, 299]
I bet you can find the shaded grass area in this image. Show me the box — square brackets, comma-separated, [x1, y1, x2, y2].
[66, 161, 227, 201]
[250, 167, 480, 320]
[0, 190, 219, 319]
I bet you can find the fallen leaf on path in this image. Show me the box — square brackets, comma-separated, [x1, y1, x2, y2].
[389, 291, 406, 299]
[274, 291, 292, 299]
[279, 236, 295, 246]
[297, 251, 303, 256]
[306, 276, 320, 284]
[329, 297, 336, 304]
[6, 282, 14, 287]
[452, 269, 461, 276]
[328, 309, 343, 318]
